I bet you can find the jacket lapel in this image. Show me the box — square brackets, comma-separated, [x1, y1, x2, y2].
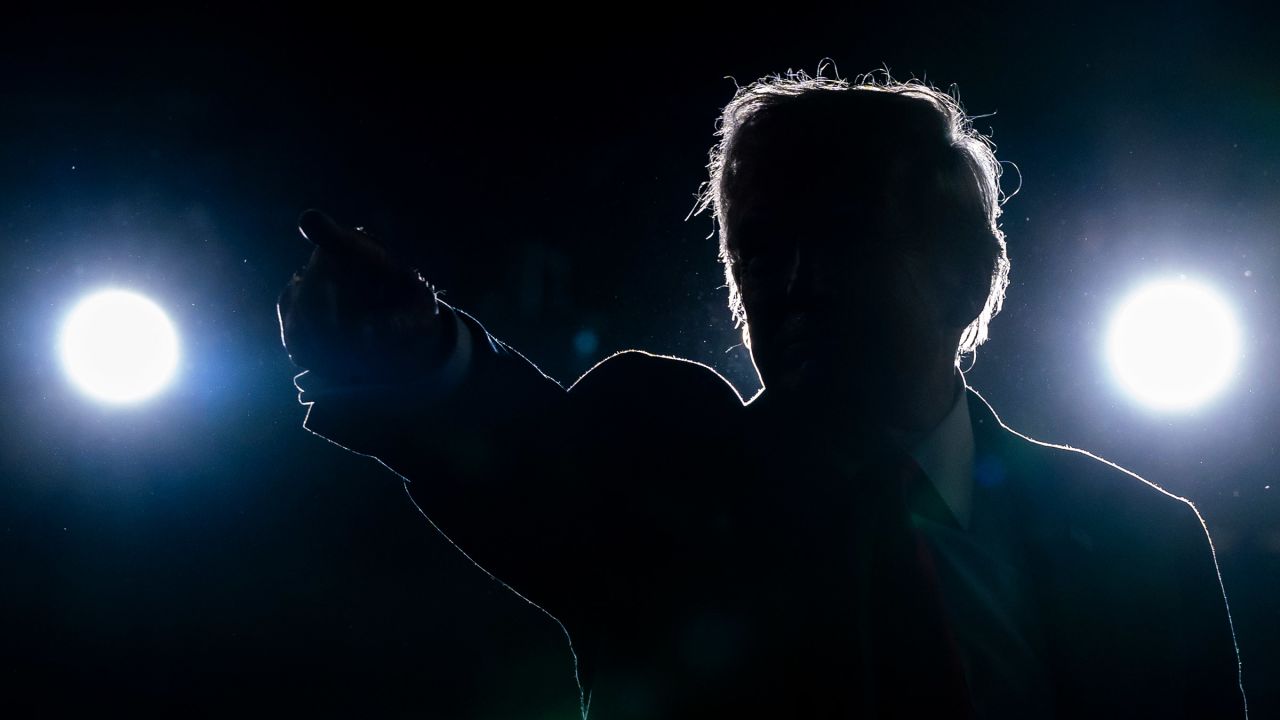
[965, 388, 1102, 713]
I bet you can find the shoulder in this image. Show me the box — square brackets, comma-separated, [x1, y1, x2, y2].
[969, 388, 1202, 543]
[1036, 438, 1203, 541]
[969, 389, 1243, 712]
[567, 349, 745, 409]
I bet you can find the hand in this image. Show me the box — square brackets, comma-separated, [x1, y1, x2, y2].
[277, 210, 446, 384]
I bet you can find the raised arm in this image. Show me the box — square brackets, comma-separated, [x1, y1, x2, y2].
[276, 210, 744, 623]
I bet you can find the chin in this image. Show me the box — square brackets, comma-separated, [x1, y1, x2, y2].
[769, 358, 879, 407]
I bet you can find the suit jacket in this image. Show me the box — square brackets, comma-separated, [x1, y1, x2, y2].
[296, 306, 1246, 718]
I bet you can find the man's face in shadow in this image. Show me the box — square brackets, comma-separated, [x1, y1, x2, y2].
[725, 147, 960, 425]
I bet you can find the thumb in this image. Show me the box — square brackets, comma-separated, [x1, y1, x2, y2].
[297, 209, 393, 269]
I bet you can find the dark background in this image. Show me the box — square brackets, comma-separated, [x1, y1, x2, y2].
[2, 3, 1276, 716]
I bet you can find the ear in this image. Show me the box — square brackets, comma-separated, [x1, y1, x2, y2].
[945, 255, 991, 330]
[947, 291, 985, 330]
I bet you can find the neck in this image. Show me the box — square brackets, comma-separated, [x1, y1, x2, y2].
[754, 365, 964, 454]
[880, 367, 964, 452]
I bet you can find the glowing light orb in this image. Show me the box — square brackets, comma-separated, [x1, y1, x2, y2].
[59, 289, 180, 404]
[1105, 278, 1241, 411]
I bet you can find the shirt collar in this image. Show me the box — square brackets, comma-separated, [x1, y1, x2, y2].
[908, 375, 975, 530]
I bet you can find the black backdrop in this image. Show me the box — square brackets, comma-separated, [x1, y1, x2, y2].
[2, 4, 1277, 716]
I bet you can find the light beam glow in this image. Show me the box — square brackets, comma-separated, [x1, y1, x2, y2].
[59, 289, 180, 404]
[1105, 278, 1241, 411]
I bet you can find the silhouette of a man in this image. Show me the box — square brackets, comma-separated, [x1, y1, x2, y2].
[277, 72, 1246, 718]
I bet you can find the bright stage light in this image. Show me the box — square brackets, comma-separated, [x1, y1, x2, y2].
[1105, 278, 1241, 411]
[58, 289, 180, 404]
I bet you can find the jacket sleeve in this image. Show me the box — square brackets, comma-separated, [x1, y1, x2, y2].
[291, 300, 744, 621]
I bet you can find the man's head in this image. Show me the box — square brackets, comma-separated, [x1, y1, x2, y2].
[694, 70, 1010, 422]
